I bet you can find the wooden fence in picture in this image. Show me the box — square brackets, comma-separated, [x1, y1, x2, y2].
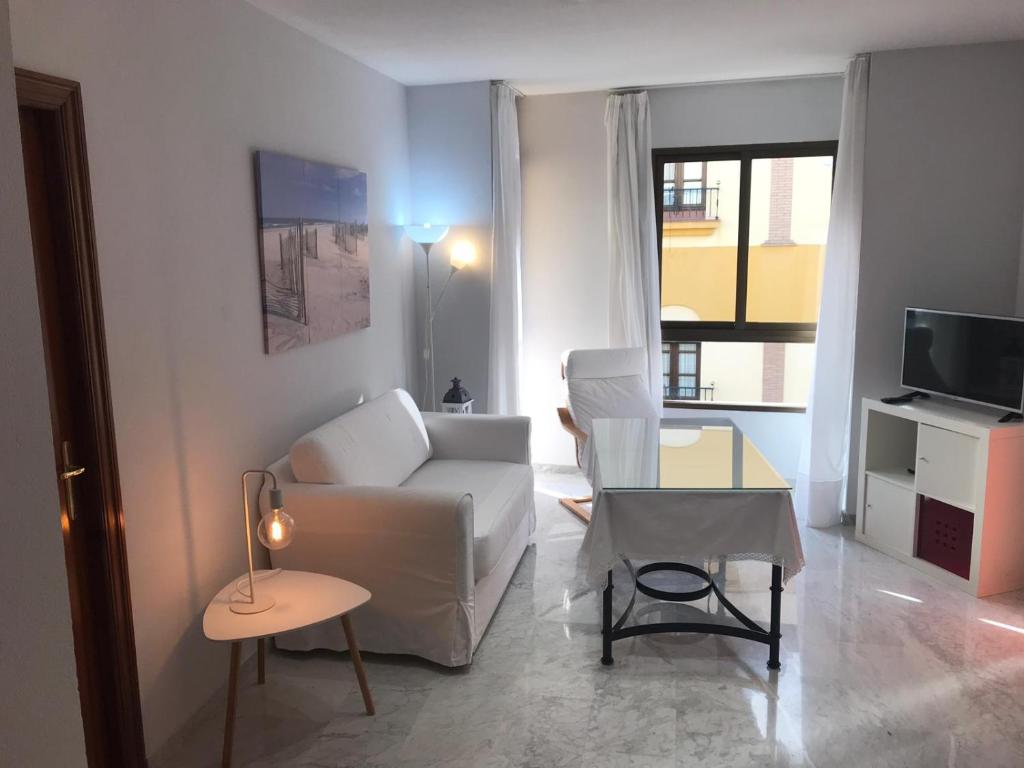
[263, 223, 307, 324]
[302, 220, 319, 260]
[334, 221, 366, 255]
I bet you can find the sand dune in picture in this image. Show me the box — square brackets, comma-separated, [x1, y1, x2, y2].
[262, 222, 369, 354]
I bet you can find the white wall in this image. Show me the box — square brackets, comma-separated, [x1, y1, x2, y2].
[520, 78, 842, 471]
[10, 0, 414, 756]
[520, 90, 610, 465]
[407, 82, 493, 411]
[0, 1, 88, 764]
[848, 41, 1024, 512]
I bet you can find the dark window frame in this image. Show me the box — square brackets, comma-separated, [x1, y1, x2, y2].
[654, 140, 838, 410]
[663, 341, 704, 401]
[672, 160, 707, 212]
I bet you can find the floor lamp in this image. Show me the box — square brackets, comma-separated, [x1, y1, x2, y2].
[405, 225, 473, 408]
[406, 224, 449, 410]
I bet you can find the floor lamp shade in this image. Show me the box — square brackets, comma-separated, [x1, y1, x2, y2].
[405, 223, 450, 245]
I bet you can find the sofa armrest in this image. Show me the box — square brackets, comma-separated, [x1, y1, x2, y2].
[264, 483, 474, 605]
[421, 412, 531, 465]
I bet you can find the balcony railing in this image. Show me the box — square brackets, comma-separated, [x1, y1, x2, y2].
[663, 385, 716, 401]
[663, 185, 720, 221]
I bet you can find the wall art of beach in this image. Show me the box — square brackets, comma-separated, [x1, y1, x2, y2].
[254, 150, 369, 354]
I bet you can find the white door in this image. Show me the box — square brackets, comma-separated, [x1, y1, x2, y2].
[862, 476, 917, 556]
[915, 425, 979, 510]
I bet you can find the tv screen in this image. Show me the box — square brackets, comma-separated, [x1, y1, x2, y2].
[902, 308, 1024, 412]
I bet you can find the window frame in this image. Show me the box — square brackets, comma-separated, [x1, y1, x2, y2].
[663, 161, 715, 219]
[663, 341, 703, 401]
[654, 140, 839, 409]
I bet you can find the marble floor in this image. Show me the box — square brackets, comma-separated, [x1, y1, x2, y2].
[154, 470, 1024, 768]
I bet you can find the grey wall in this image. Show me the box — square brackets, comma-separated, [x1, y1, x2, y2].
[520, 78, 843, 473]
[407, 82, 493, 411]
[9, 0, 414, 755]
[0, 0, 88, 764]
[848, 41, 1024, 511]
[1018, 212, 1024, 312]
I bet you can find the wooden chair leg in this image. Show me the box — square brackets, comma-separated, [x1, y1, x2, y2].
[257, 638, 266, 685]
[341, 614, 375, 715]
[222, 641, 241, 768]
[559, 495, 592, 524]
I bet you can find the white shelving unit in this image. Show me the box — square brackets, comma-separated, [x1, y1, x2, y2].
[855, 397, 1024, 597]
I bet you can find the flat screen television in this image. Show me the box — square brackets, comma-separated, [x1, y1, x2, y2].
[901, 308, 1024, 413]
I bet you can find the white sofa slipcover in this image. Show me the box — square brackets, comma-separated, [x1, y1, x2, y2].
[264, 389, 534, 666]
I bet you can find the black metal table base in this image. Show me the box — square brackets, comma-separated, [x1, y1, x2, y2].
[601, 560, 783, 670]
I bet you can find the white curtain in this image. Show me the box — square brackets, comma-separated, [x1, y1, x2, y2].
[797, 55, 871, 528]
[488, 82, 523, 415]
[606, 92, 662, 404]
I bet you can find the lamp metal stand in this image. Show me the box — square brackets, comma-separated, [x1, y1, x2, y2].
[418, 238, 459, 412]
[423, 242, 436, 411]
[230, 470, 278, 615]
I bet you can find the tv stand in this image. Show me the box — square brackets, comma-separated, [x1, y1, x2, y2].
[998, 412, 1023, 423]
[880, 391, 930, 405]
[856, 397, 1024, 597]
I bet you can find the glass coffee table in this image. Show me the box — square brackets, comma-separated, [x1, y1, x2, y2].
[580, 417, 805, 670]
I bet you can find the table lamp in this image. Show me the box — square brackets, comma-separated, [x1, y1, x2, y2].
[231, 470, 295, 614]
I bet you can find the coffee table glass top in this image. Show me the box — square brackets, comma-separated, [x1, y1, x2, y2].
[591, 417, 790, 491]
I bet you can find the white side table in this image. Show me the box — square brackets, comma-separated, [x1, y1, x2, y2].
[203, 570, 374, 767]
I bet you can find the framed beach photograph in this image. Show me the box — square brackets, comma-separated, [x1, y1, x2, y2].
[254, 150, 369, 354]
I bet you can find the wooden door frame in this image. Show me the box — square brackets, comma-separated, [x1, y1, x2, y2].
[16, 68, 147, 766]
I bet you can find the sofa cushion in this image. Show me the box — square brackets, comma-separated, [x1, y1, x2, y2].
[290, 389, 431, 486]
[401, 459, 533, 582]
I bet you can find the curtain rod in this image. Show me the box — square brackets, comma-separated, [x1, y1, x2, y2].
[492, 80, 526, 98]
[607, 71, 843, 94]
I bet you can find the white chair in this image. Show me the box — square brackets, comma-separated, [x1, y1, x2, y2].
[556, 347, 660, 523]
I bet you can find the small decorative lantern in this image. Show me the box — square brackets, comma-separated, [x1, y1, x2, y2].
[441, 377, 474, 414]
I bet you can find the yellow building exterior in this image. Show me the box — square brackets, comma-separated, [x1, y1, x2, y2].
[661, 156, 832, 323]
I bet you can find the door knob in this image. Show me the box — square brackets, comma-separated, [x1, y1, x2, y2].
[60, 440, 86, 521]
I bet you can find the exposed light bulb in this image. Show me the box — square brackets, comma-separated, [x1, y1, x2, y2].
[450, 239, 477, 270]
[257, 508, 295, 550]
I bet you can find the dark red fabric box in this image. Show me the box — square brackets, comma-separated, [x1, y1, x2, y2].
[916, 496, 974, 579]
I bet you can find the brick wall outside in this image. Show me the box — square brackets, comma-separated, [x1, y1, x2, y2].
[765, 157, 794, 246]
[762, 342, 786, 402]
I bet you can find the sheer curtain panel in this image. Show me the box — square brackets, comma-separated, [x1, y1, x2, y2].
[606, 92, 662, 404]
[797, 55, 871, 528]
[488, 82, 523, 415]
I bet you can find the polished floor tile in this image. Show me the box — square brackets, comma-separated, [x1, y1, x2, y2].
[153, 470, 1024, 767]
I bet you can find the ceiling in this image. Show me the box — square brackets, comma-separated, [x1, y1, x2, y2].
[248, 0, 1024, 94]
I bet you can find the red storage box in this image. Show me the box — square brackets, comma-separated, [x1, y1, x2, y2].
[916, 496, 974, 579]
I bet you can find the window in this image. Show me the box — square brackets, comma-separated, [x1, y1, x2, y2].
[655, 142, 838, 409]
[663, 161, 710, 216]
[663, 342, 705, 401]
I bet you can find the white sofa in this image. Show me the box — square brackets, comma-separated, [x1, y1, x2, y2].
[264, 388, 535, 666]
